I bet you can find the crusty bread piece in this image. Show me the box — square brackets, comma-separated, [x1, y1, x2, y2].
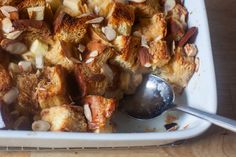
[159, 47, 196, 93]
[41, 105, 87, 132]
[135, 13, 167, 41]
[54, 13, 93, 43]
[86, 41, 115, 72]
[16, 73, 39, 114]
[149, 40, 171, 69]
[45, 40, 74, 71]
[87, 0, 114, 17]
[130, 0, 161, 17]
[74, 63, 109, 96]
[107, 2, 135, 36]
[36, 65, 70, 109]
[13, 20, 53, 46]
[0, 64, 12, 97]
[113, 36, 140, 72]
[17, 0, 46, 19]
[83, 95, 116, 132]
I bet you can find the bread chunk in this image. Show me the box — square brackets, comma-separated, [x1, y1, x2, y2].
[41, 105, 87, 132]
[83, 95, 116, 132]
[113, 36, 140, 72]
[36, 65, 69, 109]
[108, 2, 135, 36]
[159, 47, 196, 93]
[54, 13, 93, 43]
[149, 40, 171, 69]
[74, 63, 109, 96]
[135, 13, 167, 41]
[130, 0, 161, 17]
[0, 65, 12, 97]
[45, 40, 74, 71]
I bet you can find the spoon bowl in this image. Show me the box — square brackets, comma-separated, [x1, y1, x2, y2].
[120, 74, 236, 132]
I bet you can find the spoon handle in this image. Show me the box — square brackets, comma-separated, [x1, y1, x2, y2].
[175, 105, 236, 132]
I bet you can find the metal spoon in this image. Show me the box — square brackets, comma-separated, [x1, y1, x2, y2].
[121, 74, 236, 132]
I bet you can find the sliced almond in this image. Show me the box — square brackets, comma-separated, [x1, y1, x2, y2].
[3, 87, 19, 105]
[85, 57, 95, 64]
[78, 44, 86, 53]
[1, 39, 27, 55]
[1, 18, 14, 33]
[86, 17, 104, 24]
[184, 43, 198, 57]
[94, 6, 100, 15]
[138, 47, 151, 67]
[0, 6, 18, 18]
[84, 104, 92, 122]
[35, 54, 44, 69]
[5, 30, 23, 40]
[141, 35, 149, 48]
[89, 50, 99, 58]
[102, 26, 117, 41]
[27, 6, 45, 21]
[164, 0, 176, 13]
[32, 120, 50, 131]
[18, 61, 32, 72]
[101, 63, 113, 83]
[77, 13, 91, 18]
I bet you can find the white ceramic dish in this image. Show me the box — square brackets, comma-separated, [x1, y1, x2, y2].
[0, 0, 217, 148]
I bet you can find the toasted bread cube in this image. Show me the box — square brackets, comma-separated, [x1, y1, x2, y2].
[46, 0, 62, 12]
[159, 47, 196, 93]
[74, 64, 109, 96]
[130, 0, 161, 17]
[86, 41, 115, 72]
[45, 40, 74, 71]
[17, 0, 46, 18]
[54, 13, 92, 43]
[0, 65, 12, 97]
[83, 95, 116, 132]
[149, 40, 171, 69]
[36, 65, 70, 109]
[63, 0, 86, 16]
[41, 105, 87, 132]
[108, 2, 135, 36]
[16, 74, 39, 114]
[13, 20, 52, 46]
[87, 0, 113, 17]
[113, 36, 141, 72]
[136, 13, 167, 41]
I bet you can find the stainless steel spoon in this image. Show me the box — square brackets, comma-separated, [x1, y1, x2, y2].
[121, 74, 236, 132]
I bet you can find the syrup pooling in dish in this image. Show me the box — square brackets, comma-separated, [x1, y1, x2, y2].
[0, 0, 198, 133]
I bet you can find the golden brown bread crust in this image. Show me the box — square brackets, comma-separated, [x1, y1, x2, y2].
[45, 40, 74, 71]
[135, 13, 167, 41]
[36, 65, 70, 109]
[129, 0, 161, 17]
[83, 95, 116, 132]
[149, 40, 171, 69]
[74, 63, 109, 97]
[159, 47, 196, 93]
[54, 13, 93, 43]
[86, 41, 115, 72]
[0, 65, 12, 97]
[87, 0, 113, 17]
[108, 2, 135, 36]
[17, 0, 46, 10]
[13, 20, 52, 46]
[113, 36, 140, 72]
[41, 105, 87, 132]
[16, 74, 39, 114]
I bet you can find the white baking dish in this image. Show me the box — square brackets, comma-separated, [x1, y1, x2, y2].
[0, 0, 217, 148]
